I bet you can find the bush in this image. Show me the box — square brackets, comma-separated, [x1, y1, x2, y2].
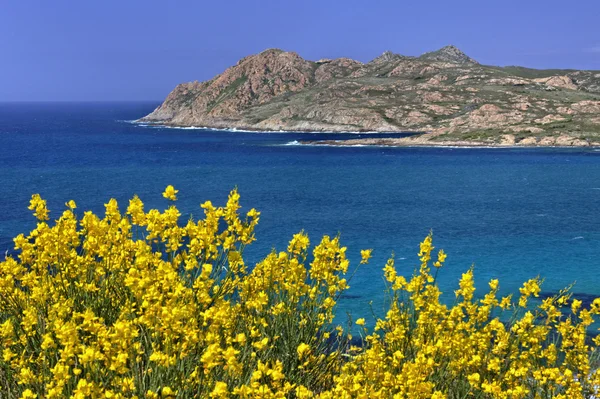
[1, 187, 599, 398]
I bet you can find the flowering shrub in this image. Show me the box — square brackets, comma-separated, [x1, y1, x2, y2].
[1, 187, 600, 398]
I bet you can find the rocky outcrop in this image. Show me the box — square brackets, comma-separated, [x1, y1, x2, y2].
[140, 45, 600, 146]
[369, 50, 409, 64]
[419, 45, 479, 64]
[571, 101, 600, 113]
[315, 58, 363, 83]
[142, 49, 315, 126]
[533, 76, 577, 90]
[311, 134, 599, 148]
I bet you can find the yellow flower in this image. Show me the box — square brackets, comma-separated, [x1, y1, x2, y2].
[434, 249, 446, 267]
[296, 385, 314, 398]
[489, 279, 499, 291]
[252, 337, 269, 351]
[297, 343, 311, 359]
[210, 382, 228, 398]
[360, 249, 372, 264]
[20, 390, 37, 399]
[162, 185, 178, 201]
[28, 193, 49, 220]
[572, 298, 582, 313]
[355, 318, 365, 326]
[467, 372, 480, 386]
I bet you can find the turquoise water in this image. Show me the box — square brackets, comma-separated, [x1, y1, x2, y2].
[2, 102, 600, 323]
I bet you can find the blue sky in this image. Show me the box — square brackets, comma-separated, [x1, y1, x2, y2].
[2, 0, 599, 101]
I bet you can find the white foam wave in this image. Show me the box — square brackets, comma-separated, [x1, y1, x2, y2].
[304, 142, 376, 148]
[571, 236, 584, 240]
[131, 121, 414, 135]
[284, 140, 301, 146]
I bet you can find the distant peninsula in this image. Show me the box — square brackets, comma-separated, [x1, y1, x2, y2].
[139, 46, 600, 147]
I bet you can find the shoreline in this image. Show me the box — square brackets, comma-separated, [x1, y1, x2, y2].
[303, 138, 600, 149]
[134, 120, 600, 149]
[133, 119, 422, 135]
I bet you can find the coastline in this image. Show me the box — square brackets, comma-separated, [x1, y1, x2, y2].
[134, 120, 600, 148]
[303, 137, 600, 149]
[134, 118, 422, 135]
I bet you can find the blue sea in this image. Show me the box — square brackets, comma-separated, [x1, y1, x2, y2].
[2, 102, 600, 324]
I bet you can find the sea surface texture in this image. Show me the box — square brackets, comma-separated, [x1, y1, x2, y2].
[2, 102, 600, 322]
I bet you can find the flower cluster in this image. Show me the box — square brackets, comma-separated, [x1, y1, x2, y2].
[1, 188, 599, 398]
[324, 235, 600, 399]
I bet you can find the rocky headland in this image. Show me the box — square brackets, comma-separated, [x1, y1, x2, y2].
[140, 46, 600, 147]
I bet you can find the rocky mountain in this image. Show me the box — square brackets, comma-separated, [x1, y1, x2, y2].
[419, 45, 478, 64]
[140, 46, 600, 146]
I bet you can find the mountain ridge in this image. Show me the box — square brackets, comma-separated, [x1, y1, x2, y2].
[140, 46, 600, 146]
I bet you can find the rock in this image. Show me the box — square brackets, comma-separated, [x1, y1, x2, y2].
[571, 101, 600, 113]
[419, 45, 479, 64]
[554, 135, 589, 146]
[488, 78, 531, 86]
[315, 58, 363, 82]
[557, 106, 575, 115]
[518, 137, 538, 145]
[403, 111, 432, 126]
[421, 91, 444, 102]
[509, 126, 544, 134]
[476, 104, 503, 113]
[500, 134, 516, 145]
[538, 136, 556, 146]
[419, 66, 438, 75]
[533, 76, 578, 90]
[423, 104, 454, 115]
[534, 114, 568, 124]
[388, 60, 427, 77]
[426, 74, 448, 85]
[369, 50, 408, 63]
[514, 102, 531, 111]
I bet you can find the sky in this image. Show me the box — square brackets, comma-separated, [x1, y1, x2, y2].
[1, 0, 599, 101]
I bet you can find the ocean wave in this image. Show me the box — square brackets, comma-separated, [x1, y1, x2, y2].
[303, 142, 373, 148]
[134, 124, 286, 133]
[283, 140, 301, 146]
[571, 236, 584, 240]
[130, 121, 412, 135]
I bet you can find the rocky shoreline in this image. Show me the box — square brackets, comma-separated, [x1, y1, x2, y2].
[139, 120, 600, 148]
[304, 132, 600, 148]
[305, 138, 600, 148]
[138, 120, 600, 148]
[137, 120, 409, 134]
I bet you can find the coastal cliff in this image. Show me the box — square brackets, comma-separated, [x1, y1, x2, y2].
[140, 46, 600, 146]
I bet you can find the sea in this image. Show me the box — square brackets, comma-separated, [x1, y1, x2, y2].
[2, 102, 600, 326]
